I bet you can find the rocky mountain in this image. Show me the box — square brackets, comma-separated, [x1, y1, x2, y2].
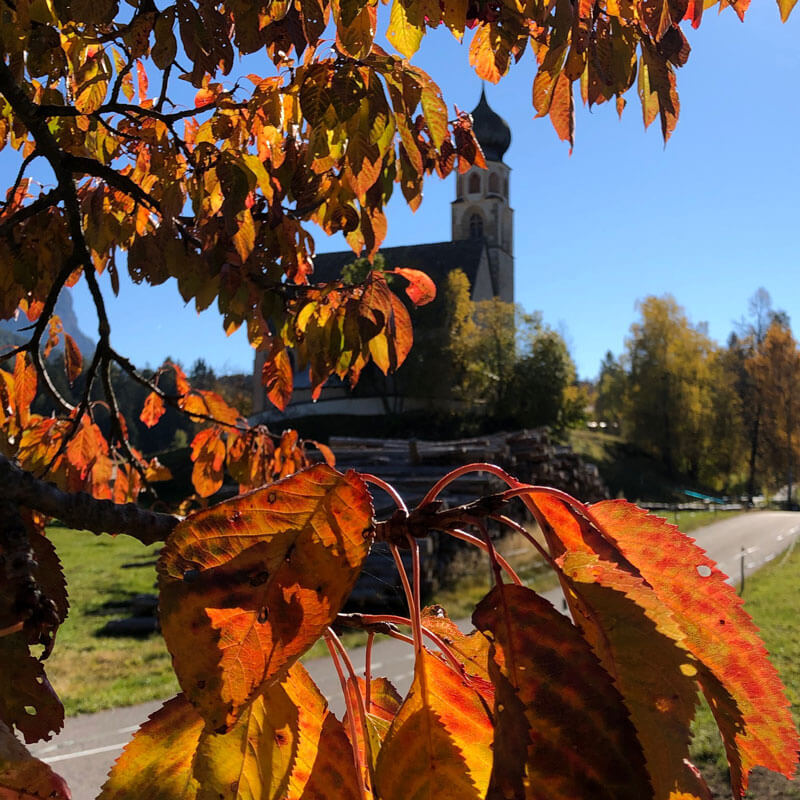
[0, 289, 95, 356]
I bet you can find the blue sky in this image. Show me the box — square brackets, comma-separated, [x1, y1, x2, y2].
[20, 4, 800, 378]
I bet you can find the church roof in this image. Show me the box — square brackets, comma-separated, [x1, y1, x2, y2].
[310, 239, 489, 293]
[471, 88, 511, 162]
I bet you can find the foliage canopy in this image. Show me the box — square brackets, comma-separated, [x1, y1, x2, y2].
[1, 0, 799, 798]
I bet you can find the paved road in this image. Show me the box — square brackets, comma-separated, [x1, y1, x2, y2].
[29, 510, 800, 799]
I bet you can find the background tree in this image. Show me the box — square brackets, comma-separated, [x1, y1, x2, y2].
[623, 295, 719, 481]
[747, 318, 800, 505]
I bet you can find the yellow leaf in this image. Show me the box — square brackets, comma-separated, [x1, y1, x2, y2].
[386, 0, 424, 58]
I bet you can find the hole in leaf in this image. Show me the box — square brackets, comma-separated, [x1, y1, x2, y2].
[24, 706, 36, 716]
[183, 568, 200, 583]
[257, 607, 269, 623]
[696, 565, 712, 578]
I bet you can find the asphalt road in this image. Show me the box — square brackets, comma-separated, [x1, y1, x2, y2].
[28, 510, 800, 800]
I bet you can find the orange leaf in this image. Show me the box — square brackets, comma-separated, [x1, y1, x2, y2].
[170, 361, 191, 396]
[43, 316, 63, 359]
[589, 500, 800, 795]
[13, 353, 36, 428]
[389, 267, 436, 306]
[472, 583, 651, 800]
[145, 458, 172, 482]
[309, 440, 336, 468]
[157, 464, 374, 730]
[262, 346, 294, 412]
[98, 695, 202, 799]
[63, 333, 82, 385]
[189, 427, 226, 498]
[549, 71, 575, 150]
[0, 721, 70, 800]
[139, 392, 165, 429]
[374, 648, 493, 800]
[420, 605, 491, 681]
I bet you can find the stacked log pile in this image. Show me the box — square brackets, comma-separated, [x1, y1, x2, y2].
[331, 429, 608, 609]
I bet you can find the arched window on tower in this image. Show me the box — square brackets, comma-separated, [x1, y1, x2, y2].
[468, 173, 481, 194]
[488, 172, 500, 194]
[469, 213, 484, 239]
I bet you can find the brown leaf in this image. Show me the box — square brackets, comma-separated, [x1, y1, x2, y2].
[473, 583, 652, 800]
[0, 633, 64, 743]
[157, 465, 374, 730]
[61, 334, 81, 385]
[0, 721, 71, 800]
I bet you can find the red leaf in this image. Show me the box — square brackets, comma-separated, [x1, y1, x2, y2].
[589, 500, 800, 795]
[139, 392, 165, 429]
[389, 267, 437, 306]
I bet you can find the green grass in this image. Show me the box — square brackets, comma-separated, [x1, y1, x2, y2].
[660, 508, 743, 534]
[44, 528, 178, 716]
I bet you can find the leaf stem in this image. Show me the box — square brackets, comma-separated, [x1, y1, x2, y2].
[324, 629, 371, 800]
[444, 526, 522, 584]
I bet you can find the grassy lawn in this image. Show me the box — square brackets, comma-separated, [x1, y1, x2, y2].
[44, 527, 178, 716]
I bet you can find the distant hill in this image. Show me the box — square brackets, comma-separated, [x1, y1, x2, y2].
[0, 289, 94, 357]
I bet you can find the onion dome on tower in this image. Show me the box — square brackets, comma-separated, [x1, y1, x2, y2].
[470, 87, 511, 162]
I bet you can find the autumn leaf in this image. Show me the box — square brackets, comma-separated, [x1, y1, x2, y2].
[556, 552, 706, 799]
[98, 695, 203, 800]
[589, 500, 800, 795]
[13, 353, 36, 428]
[473, 583, 652, 800]
[309, 440, 336, 467]
[190, 427, 226, 498]
[374, 647, 493, 800]
[0, 721, 71, 800]
[389, 267, 436, 306]
[145, 457, 172, 482]
[140, 392, 166, 428]
[262, 345, 294, 412]
[157, 465, 374, 730]
[386, 0, 424, 58]
[63, 334, 82, 385]
[0, 633, 64, 743]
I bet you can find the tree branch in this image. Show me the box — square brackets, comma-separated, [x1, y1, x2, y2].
[0, 454, 178, 544]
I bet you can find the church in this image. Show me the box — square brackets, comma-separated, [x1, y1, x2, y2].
[252, 89, 514, 422]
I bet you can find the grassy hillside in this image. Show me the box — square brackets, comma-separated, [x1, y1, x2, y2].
[568, 428, 725, 503]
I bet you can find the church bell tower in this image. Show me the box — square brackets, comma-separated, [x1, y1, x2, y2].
[451, 88, 514, 303]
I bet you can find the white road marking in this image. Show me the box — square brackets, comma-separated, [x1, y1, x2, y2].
[42, 742, 126, 764]
[116, 724, 140, 734]
[745, 546, 759, 555]
[777, 534, 785, 542]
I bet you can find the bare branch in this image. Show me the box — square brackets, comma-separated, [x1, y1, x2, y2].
[0, 454, 178, 544]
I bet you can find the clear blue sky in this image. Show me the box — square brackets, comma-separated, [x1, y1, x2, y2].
[34, 5, 800, 378]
